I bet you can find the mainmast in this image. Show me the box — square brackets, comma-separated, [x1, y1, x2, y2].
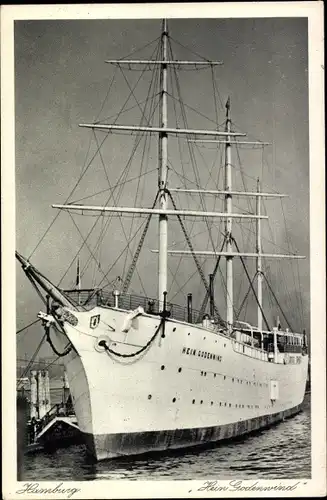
[256, 179, 263, 331]
[225, 97, 233, 334]
[158, 19, 168, 309]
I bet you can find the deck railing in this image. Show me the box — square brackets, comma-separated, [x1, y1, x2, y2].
[63, 288, 206, 325]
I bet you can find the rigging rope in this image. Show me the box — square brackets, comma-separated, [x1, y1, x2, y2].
[90, 143, 149, 296]
[168, 40, 231, 314]
[17, 319, 41, 336]
[96, 219, 148, 290]
[166, 40, 197, 295]
[262, 272, 294, 332]
[235, 271, 258, 321]
[167, 93, 225, 128]
[86, 51, 161, 292]
[59, 128, 146, 288]
[168, 191, 225, 327]
[232, 237, 271, 331]
[120, 35, 161, 61]
[197, 236, 226, 320]
[168, 35, 211, 62]
[59, 41, 161, 289]
[122, 192, 159, 294]
[94, 69, 117, 124]
[17, 333, 47, 388]
[28, 133, 110, 261]
[68, 212, 113, 288]
[174, 61, 224, 229]
[120, 46, 161, 282]
[280, 198, 304, 324]
[70, 168, 158, 205]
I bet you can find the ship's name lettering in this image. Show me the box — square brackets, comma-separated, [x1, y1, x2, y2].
[182, 346, 222, 361]
[194, 479, 303, 493]
[228, 479, 302, 492]
[288, 356, 302, 364]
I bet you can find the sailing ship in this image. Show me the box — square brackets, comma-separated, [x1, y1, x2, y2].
[16, 19, 309, 461]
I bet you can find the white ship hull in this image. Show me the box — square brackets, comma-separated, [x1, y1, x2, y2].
[53, 305, 308, 461]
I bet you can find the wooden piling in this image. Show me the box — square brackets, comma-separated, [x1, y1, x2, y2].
[30, 370, 38, 419]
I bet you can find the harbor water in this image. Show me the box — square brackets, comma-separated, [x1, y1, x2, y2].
[20, 393, 310, 481]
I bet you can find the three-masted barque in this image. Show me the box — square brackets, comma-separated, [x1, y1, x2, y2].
[17, 19, 308, 461]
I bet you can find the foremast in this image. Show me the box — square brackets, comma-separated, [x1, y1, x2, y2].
[158, 19, 168, 310]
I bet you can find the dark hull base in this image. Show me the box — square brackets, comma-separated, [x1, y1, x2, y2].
[84, 403, 302, 461]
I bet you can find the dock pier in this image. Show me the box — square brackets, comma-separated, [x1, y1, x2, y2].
[17, 369, 83, 455]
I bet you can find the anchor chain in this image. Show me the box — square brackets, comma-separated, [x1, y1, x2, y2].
[99, 316, 165, 358]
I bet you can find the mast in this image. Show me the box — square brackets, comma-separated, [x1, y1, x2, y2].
[225, 97, 233, 334]
[256, 179, 263, 331]
[209, 274, 215, 317]
[76, 256, 81, 306]
[158, 19, 168, 309]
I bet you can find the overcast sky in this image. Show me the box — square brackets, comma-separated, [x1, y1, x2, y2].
[15, 17, 309, 360]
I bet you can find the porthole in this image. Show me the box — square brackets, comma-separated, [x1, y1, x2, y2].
[200, 400, 203, 404]
[204, 372, 207, 376]
[229, 403, 231, 407]
[178, 367, 182, 373]
[161, 365, 165, 370]
[224, 344, 226, 347]
[201, 371, 203, 376]
[211, 401, 213, 405]
[224, 375, 226, 380]
[224, 402, 227, 407]
[148, 395, 152, 400]
[188, 332, 190, 336]
[219, 402, 222, 406]
[232, 378, 234, 382]
[192, 399, 195, 404]
[172, 397, 176, 403]
[214, 373, 216, 378]
[173, 327, 176, 332]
